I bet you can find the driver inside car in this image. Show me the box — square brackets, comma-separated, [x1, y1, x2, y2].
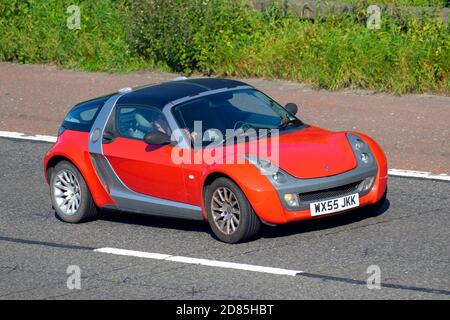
[153, 113, 199, 145]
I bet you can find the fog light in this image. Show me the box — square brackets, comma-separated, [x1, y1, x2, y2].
[362, 176, 375, 192]
[284, 193, 299, 207]
[360, 152, 370, 163]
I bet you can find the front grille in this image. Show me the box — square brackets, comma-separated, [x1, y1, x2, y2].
[298, 181, 362, 203]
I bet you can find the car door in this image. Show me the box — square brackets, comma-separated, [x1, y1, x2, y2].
[102, 104, 188, 203]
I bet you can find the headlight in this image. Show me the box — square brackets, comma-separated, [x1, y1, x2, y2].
[272, 171, 288, 184]
[257, 158, 272, 170]
[360, 152, 370, 163]
[354, 139, 365, 150]
[243, 156, 291, 185]
[347, 133, 373, 165]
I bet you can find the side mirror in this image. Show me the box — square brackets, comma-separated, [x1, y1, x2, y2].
[285, 102, 298, 115]
[144, 131, 171, 145]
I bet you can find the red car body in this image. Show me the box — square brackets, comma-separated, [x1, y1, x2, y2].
[44, 78, 387, 242]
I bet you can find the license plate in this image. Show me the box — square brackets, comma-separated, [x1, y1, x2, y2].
[310, 193, 359, 216]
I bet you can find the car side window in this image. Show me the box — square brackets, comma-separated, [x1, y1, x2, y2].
[63, 96, 109, 132]
[116, 105, 171, 140]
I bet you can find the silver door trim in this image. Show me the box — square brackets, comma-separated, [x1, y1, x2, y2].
[88, 93, 203, 220]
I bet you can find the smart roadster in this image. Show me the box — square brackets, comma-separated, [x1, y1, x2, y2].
[44, 78, 387, 243]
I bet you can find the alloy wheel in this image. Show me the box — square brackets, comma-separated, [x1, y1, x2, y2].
[211, 187, 241, 235]
[53, 169, 81, 216]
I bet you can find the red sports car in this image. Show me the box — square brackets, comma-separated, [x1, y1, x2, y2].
[44, 78, 387, 243]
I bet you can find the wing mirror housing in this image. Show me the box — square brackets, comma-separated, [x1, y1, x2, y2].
[144, 131, 171, 145]
[285, 102, 298, 115]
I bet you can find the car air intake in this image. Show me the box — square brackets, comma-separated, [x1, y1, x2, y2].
[298, 180, 363, 203]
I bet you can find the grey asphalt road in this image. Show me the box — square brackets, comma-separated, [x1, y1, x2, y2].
[0, 137, 449, 300]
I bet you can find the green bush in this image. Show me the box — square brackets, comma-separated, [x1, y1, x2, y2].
[335, 0, 447, 6]
[128, 0, 261, 74]
[0, 0, 146, 71]
[129, 0, 450, 94]
[1, 0, 449, 94]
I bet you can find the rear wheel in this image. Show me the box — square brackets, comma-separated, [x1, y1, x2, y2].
[205, 177, 261, 243]
[50, 161, 97, 223]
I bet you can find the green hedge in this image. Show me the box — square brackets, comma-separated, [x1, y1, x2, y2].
[129, 0, 450, 94]
[1, 0, 449, 94]
[0, 0, 145, 71]
[335, 0, 447, 6]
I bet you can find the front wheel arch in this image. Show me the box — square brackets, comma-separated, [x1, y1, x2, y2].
[202, 172, 243, 219]
[204, 176, 262, 243]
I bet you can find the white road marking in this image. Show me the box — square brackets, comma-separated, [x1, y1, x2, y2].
[94, 247, 303, 276]
[0, 130, 449, 181]
[0, 131, 57, 143]
[388, 169, 450, 181]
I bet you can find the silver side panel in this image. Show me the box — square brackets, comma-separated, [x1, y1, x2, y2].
[88, 94, 203, 220]
[90, 154, 203, 220]
[89, 93, 122, 155]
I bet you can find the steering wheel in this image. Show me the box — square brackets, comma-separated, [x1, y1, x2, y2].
[233, 121, 252, 133]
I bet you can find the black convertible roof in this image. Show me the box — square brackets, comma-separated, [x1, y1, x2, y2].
[117, 78, 250, 109]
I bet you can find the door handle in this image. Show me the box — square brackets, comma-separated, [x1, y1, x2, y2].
[102, 131, 115, 144]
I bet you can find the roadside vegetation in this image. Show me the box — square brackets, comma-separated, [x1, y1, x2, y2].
[335, 0, 447, 6]
[0, 0, 449, 94]
[339, 0, 448, 6]
[0, 0, 145, 71]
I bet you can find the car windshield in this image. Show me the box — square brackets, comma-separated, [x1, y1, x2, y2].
[172, 89, 303, 146]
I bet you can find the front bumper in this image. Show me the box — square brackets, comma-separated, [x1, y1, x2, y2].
[251, 170, 387, 225]
[251, 162, 388, 224]
[281, 177, 387, 223]
[276, 163, 377, 211]
[247, 133, 388, 225]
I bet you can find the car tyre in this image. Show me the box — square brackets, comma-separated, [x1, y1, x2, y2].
[50, 161, 97, 223]
[205, 177, 261, 243]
